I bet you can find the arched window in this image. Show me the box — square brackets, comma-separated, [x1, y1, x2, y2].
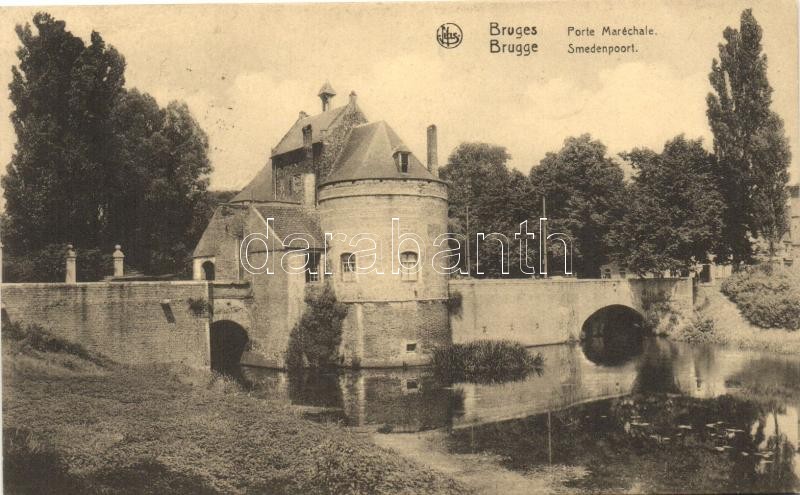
[400, 251, 419, 281]
[341, 253, 356, 282]
[202, 261, 215, 281]
[602, 267, 611, 279]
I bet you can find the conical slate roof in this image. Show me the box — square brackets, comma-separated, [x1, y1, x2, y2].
[322, 121, 438, 185]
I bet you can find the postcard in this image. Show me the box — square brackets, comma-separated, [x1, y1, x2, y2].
[0, 1, 798, 493]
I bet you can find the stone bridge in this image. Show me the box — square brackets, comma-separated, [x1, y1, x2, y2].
[1, 277, 693, 369]
[448, 278, 694, 346]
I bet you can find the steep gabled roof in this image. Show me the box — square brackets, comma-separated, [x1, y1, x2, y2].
[193, 205, 248, 258]
[322, 121, 438, 185]
[254, 204, 323, 249]
[271, 105, 350, 157]
[231, 162, 273, 203]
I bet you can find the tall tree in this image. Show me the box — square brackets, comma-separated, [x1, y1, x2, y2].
[439, 143, 533, 277]
[608, 136, 725, 277]
[529, 134, 626, 278]
[3, 13, 125, 254]
[707, 8, 792, 266]
[109, 91, 211, 273]
[3, 13, 212, 279]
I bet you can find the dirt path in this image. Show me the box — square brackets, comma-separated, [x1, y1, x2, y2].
[373, 430, 582, 495]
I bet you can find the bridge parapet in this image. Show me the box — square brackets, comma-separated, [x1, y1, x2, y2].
[449, 278, 693, 346]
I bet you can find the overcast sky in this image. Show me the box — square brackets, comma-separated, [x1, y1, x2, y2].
[0, 0, 797, 191]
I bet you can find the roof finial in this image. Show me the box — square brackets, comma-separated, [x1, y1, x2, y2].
[318, 81, 336, 112]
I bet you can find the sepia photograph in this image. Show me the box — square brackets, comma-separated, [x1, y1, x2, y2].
[0, 0, 798, 493]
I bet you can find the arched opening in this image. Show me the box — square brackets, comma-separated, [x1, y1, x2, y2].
[210, 320, 248, 373]
[202, 261, 215, 281]
[580, 305, 645, 366]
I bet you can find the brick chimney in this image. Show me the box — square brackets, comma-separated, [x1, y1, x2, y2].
[65, 244, 76, 284]
[427, 125, 438, 178]
[302, 124, 313, 167]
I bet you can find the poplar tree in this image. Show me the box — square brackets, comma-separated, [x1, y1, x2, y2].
[3, 13, 212, 279]
[706, 9, 792, 265]
[3, 13, 125, 254]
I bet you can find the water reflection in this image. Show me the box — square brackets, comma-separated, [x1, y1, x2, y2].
[234, 334, 800, 492]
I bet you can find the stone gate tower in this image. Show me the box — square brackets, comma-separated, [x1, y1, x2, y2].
[318, 121, 449, 367]
[193, 82, 450, 368]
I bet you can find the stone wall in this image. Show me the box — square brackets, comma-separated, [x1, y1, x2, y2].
[339, 299, 449, 367]
[1, 281, 211, 367]
[449, 277, 694, 346]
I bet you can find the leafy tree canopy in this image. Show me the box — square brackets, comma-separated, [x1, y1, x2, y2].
[2, 13, 212, 279]
[609, 135, 724, 277]
[529, 134, 626, 278]
[439, 142, 533, 277]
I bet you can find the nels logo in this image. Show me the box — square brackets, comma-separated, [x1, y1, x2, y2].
[437, 23, 463, 49]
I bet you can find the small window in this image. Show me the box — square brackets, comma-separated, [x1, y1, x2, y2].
[618, 270, 626, 279]
[394, 151, 410, 173]
[400, 251, 418, 281]
[406, 380, 418, 390]
[406, 342, 417, 353]
[341, 252, 356, 281]
[305, 252, 321, 283]
[602, 268, 612, 279]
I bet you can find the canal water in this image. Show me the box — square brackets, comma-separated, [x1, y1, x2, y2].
[235, 337, 800, 493]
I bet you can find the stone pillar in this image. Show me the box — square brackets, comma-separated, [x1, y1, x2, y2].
[113, 245, 125, 277]
[65, 244, 77, 284]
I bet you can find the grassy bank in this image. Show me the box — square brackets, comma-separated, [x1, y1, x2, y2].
[2, 324, 465, 494]
[670, 284, 800, 355]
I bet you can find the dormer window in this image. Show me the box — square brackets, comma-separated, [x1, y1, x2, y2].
[394, 151, 410, 173]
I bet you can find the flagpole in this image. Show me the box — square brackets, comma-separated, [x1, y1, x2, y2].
[542, 197, 547, 279]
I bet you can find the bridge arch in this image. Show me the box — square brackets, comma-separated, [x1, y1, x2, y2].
[209, 320, 249, 372]
[580, 304, 645, 366]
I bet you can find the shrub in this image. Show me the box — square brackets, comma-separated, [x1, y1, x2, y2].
[286, 285, 349, 369]
[431, 340, 543, 384]
[673, 314, 723, 344]
[721, 265, 800, 330]
[187, 297, 210, 317]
